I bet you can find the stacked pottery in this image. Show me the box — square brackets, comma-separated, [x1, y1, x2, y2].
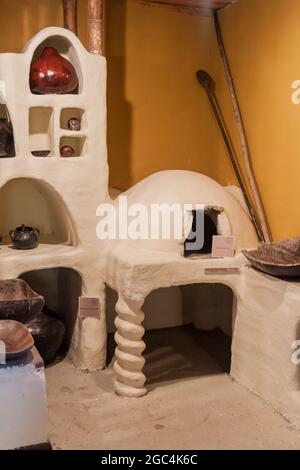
[0, 279, 44, 323]
[0, 279, 65, 365]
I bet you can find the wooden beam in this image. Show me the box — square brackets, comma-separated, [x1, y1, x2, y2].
[142, 0, 236, 9]
[88, 0, 104, 54]
[63, 0, 78, 35]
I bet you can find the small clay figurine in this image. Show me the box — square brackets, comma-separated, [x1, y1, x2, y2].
[60, 145, 75, 157]
[30, 47, 79, 94]
[68, 117, 81, 131]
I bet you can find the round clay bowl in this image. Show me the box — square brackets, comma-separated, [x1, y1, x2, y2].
[0, 320, 34, 360]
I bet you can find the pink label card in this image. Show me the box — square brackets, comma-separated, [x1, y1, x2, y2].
[78, 297, 100, 319]
[211, 235, 236, 258]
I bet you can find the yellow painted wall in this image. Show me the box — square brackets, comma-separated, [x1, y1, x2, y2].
[105, 1, 236, 190]
[220, 0, 300, 240]
[0, 0, 88, 50]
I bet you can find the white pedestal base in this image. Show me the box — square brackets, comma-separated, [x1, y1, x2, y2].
[0, 348, 48, 450]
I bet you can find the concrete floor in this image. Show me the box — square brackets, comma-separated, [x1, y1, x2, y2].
[46, 326, 300, 450]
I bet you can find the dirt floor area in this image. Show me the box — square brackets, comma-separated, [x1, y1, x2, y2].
[46, 326, 300, 450]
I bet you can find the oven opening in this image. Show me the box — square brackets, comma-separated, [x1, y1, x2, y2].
[184, 209, 220, 257]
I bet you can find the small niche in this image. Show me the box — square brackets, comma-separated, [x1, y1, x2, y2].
[60, 136, 86, 158]
[60, 108, 85, 131]
[0, 104, 15, 158]
[29, 107, 53, 157]
[30, 35, 82, 95]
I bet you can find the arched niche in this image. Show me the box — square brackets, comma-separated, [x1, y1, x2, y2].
[29, 35, 83, 94]
[0, 178, 78, 246]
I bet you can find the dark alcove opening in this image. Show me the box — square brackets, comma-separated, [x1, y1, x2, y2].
[19, 268, 82, 365]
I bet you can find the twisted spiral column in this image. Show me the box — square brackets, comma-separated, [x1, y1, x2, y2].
[114, 296, 147, 398]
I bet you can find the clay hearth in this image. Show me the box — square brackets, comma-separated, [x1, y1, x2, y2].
[2, 27, 300, 432]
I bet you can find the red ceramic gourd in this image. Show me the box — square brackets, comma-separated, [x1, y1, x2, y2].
[30, 47, 79, 94]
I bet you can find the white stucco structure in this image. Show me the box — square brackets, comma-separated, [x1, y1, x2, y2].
[2, 27, 300, 431]
[0, 27, 108, 371]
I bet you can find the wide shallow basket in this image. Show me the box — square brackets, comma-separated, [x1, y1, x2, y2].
[242, 237, 300, 279]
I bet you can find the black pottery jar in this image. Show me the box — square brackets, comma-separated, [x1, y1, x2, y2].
[9, 224, 40, 250]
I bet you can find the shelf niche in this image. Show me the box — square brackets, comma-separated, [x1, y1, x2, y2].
[60, 135, 86, 157]
[0, 178, 77, 246]
[60, 108, 85, 131]
[0, 104, 15, 158]
[29, 107, 53, 157]
[29, 35, 83, 95]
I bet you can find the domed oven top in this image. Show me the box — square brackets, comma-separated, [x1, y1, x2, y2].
[112, 170, 259, 255]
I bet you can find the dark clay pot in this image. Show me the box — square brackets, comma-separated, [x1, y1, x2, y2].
[9, 224, 40, 250]
[30, 47, 79, 94]
[26, 312, 65, 365]
[0, 279, 45, 324]
[60, 145, 75, 157]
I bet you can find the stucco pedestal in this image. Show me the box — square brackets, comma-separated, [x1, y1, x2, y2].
[105, 244, 300, 428]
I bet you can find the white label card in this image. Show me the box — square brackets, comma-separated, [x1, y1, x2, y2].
[211, 235, 236, 258]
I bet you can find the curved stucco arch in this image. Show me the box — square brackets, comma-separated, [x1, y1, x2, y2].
[0, 177, 78, 246]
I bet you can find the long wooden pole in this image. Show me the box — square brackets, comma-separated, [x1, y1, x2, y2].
[197, 70, 263, 242]
[63, 0, 78, 35]
[214, 11, 271, 243]
[88, 0, 104, 54]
